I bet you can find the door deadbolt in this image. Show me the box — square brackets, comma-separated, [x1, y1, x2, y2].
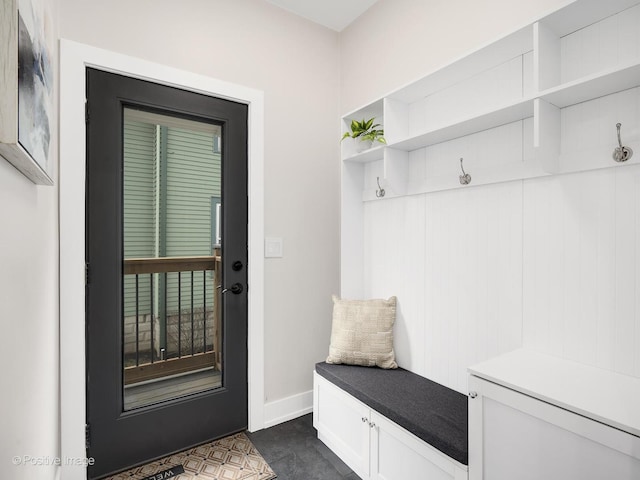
[232, 260, 243, 271]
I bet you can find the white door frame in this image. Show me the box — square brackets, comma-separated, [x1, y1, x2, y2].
[59, 39, 265, 480]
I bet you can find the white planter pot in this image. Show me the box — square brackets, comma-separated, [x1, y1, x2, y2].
[355, 138, 373, 152]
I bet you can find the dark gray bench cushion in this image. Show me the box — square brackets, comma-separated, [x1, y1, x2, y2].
[316, 362, 468, 465]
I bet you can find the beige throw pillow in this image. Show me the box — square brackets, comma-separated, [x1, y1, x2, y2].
[326, 295, 398, 369]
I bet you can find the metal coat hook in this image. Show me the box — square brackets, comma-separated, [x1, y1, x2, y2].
[613, 123, 633, 163]
[376, 177, 385, 198]
[459, 158, 471, 185]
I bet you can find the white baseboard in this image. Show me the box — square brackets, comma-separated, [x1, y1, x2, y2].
[262, 390, 313, 429]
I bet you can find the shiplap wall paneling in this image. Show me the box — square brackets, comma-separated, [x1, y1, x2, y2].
[558, 3, 640, 85]
[407, 54, 533, 139]
[536, 1, 640, 99]
[383, 98, 409, 145]
[363, 196, 426, 376]
[425, 183, 523, 393]
[533, 99, 561, 173]
[406, 118, 541, 196]
[400, 195, 427, 376]
[341, 161, 366, 299]
[560, 87, 640, 173]
[362, 158, 385, 201]
[535, 2, 640, 177]
[383, 148, 409, 199]
[363, 182, 523, 394]
[362, 197, 406, 301]
[360, 149, 410, 202]
[616, 166, 640, 378]
[523, 165, 640, 378]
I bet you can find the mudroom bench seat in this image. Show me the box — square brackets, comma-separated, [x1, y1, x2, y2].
[313, 362, 468, 480]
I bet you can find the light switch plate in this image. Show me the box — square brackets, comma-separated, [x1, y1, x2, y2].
[265, 237, 283, 258]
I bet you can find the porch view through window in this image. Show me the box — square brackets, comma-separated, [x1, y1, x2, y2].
[122, 107, 223, 411]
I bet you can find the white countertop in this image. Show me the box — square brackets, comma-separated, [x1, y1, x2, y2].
[468, 348, 640, 438]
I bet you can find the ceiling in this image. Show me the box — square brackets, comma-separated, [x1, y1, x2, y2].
[265, 0, 379, 32]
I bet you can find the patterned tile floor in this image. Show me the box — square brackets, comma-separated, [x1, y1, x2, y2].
[105, 432, 276, 480]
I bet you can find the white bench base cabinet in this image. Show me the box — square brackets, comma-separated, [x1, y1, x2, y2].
[469, 349, 640, 480]
[314, 371, 468, 480]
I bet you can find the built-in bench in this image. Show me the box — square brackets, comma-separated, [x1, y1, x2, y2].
[316, 362, 468, 464]
[314, 362, 468, 480]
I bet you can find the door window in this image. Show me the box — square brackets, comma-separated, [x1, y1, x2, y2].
[122, 108, 224, 410]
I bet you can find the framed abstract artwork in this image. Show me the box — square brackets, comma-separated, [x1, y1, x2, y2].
[0, 0, 54, 185]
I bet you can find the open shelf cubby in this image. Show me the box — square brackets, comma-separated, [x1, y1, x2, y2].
[341, 0, 640, 201]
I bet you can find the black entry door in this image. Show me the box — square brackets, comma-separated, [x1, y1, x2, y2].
[86, 68, 248, 479]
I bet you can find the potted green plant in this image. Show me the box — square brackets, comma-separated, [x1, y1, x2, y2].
[341, 117, 386, 152]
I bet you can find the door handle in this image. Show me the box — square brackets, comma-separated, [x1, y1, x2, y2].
[222, 283, 243, 295]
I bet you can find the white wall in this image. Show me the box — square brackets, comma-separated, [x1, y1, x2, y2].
[342, 0, 640, 394]
[0, 3, 60, 479]
[0, 165, 60, 480]
[59, 0, 341, 414]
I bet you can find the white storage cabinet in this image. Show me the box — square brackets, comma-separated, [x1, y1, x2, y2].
[313, 371, 468, 480]
[468, 349, 640, 480]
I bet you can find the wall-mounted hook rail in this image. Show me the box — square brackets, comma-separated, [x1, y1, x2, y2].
[376, 177, 385, 198]
[459, 158, 471, 185]
[613, 123, 633, 163]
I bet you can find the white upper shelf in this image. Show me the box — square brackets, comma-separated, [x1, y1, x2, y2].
[541, 0, 640, 37]
[340, 0, 640, 164]
[390, 98, 534, 152]
[343, 144, 385, 163]
[539, 59, 640, 108]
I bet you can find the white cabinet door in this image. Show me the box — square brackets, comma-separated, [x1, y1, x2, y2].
[314, 372, 371, 479]
[469, 375, 640, 480]
[370, 412, 467, 480]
